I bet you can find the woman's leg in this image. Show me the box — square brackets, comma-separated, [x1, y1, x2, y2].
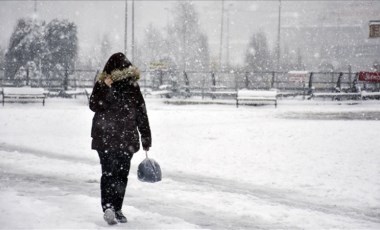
[98, 150, 133, 212]
[98, 150, 119, 212]
[113, 152, 132, 211]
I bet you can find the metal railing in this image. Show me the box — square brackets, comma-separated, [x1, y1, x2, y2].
[1, 68, 379, 98]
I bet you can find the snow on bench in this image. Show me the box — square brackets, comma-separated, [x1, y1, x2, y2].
[149, 85, 173, 98]
[65, 89, 88, 96]
[84, 88, 93, 95]
[206, 86, 237, 99]
[208, 91, 237, 99]
[64, 88, 94, 100]
[2, 87, 46, 106]
[360, 91, 380, 99]
[309, 92, 361, 100]
[309, 91, 380, 100]
[236, 89, 278, 108]
[150, 90, 173, 98]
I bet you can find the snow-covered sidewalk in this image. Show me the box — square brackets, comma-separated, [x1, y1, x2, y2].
[0, 98, 379, 229]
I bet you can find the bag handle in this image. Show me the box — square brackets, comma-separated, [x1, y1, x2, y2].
[145, 150, 148, 159]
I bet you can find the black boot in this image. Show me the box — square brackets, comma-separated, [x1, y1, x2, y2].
[115, 210, 128, 223]
[103, 208, 117, 225]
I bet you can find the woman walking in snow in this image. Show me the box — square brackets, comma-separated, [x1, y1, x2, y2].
[89, 52, 151, 225]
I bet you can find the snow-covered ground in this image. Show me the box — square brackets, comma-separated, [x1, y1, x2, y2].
[0, 97, 379, 229]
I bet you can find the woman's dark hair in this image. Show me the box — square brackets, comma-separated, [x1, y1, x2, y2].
[103, 52, 132, 74]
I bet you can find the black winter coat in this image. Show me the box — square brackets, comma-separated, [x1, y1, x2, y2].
[90, 78, 151, 154]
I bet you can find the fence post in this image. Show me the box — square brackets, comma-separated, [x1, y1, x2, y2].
[302, 80, 306, 100]
[93, 70, 99, 85]
[211, 72, 216, 99]
[353, 73, 359, 92]
[74, 71, 78, 89]
[201, 73, 205, 99]
[336, 72, 343, 91]
[271, 71, 275, 89]
[245, 72, 249, 89]
[183, 71, 190, 98]
[63, 68, 69, 90]
[348, 65, 352, 88]
[159, 69, 163, 86]
[211, 72, 216, 88]
[144, 71, 147, 88]
[308, 72, 314, 95]
[235, 72, 238, 92]
[26, 67, 30, 86]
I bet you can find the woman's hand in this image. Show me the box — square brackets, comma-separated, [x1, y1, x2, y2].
[104, 76, 113, 87]
[143, 147, 150, 151]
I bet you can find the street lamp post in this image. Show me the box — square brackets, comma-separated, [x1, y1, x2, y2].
[124, 0, 128, 56]
[34, 0, 37, 14]
[276, 0, 282, 71]
[132, 0, 135, 63]
[226, 3, 233, 70]
[164, 7, 170, 35]
[219, 0, 225, 71]
[182, 3, 188, 72]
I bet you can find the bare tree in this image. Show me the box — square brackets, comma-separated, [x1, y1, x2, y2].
[5, 18, 46, 79]
[245, 31, 272, 72]
[169, 1, 210, 72]
[140, 23, 166, 69]
[100, 34, 112, 65]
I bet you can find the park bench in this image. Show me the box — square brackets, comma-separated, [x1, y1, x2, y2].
[279, 71, 311, 99]
[207, 86, 237, 99]
[308, 71, 380, 100]
[208, 90, 237, 99]
[84, 88, 93, 100]
[357, 71, 380, 99]
[310, 91, 380, 100]
[2, 87, 46, 106]
[360, 91, 380, 99]
[64, 88, 89, 98]
[309, 92, 361, 100]
[236, 89, 278, 108]
[150, 85, 173, 98]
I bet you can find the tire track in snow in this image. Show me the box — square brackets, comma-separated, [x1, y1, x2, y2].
[1, 142, 379, 227]
[0, 142, 96, 165]
[0, 171, 293, 229]
[166, 172, 380, 224]
[0, 143, 293, 229]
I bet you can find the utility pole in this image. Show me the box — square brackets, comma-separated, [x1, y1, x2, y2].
[132, 0, 135, 63]
[226, 3, 233, 70]
[33, 0, 40, 83]
[124, 0, 128, 57]
[182, 4, 187, 72]
[164, 7, 170, 35]
[32, 0, 38, 21]
[276, 0, 282, 71]
[219, 0, 225, 71]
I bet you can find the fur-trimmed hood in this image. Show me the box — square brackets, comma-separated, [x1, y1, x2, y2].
[97, 66, 140, 83]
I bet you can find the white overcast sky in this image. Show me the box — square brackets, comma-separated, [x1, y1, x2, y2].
[0, 1, 379, 66]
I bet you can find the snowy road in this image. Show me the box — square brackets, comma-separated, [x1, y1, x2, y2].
[1, 144, 379, 229]
[0, 98, 380, 229]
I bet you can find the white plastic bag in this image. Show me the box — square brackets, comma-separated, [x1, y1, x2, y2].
[137, 151, 162, 183]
